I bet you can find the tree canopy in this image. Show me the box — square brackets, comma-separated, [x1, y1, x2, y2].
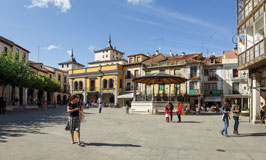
[0, 50, 61, 93]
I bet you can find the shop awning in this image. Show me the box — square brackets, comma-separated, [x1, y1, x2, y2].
[117, 93, 134, 99]
[205, 97, 221, 102]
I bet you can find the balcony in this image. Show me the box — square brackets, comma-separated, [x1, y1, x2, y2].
[238, 38, 266, 70]
[190, 74, 198, 79]
[189, 89, 200, 95]
[208, 76, 217, 81]
[204, 90, 222, 96]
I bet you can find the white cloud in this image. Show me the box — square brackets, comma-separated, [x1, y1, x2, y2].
[127, 0, 153, 5]
[88, 45, 95, 53]
[47, 45, 59, 50]
[26, 0, 71, 13]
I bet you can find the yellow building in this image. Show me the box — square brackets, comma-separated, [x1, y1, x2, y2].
[68, 37, 125, 106]
[69, 64, 124, 105]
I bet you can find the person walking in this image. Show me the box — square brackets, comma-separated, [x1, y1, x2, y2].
[99, 101, 102, 114]
[260, 102, 265, 124]
[220, 102, 230, 137]
[176, 103, 182, 123]
[166, 100, 174, 122]
[66, 95, 81, 145]
[125, 103, 129, 114]
[232, 99, 240, 135]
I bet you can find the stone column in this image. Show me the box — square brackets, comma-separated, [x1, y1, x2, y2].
[152, 80, 154, 101]
[133, 80, 137, 101]
[251, 73, 261, 123]
[115, 75, 118, 104]
[83, 77, 87, 103]
[98, 77, 102, 103]
[70, 78, 73, 94]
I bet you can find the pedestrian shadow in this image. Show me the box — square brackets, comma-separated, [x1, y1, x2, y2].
[82, 142, 141, 148]
[172, 121, 202, 123]
[230, 133, 266, 137]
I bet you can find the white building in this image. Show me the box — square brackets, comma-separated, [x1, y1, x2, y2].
[222, 50, 248, 109]
[58, 50, 84, 71]
[88, 36, 127, 67]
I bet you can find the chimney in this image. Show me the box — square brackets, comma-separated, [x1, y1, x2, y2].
[181, 52, 186, 56]
[156, 50, 159, 55]
[169, 50, 173, 57]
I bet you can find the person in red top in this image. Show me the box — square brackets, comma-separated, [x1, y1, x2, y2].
[176, 103, 182, 123]
[165, 103, 170, 123]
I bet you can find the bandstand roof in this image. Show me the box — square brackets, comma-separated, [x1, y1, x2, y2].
[133, 72, 187, 84]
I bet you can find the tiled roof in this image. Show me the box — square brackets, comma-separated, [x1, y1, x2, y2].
[168, 53, 202, 61]
[203, 55, 223, 65]
[223, 50, 237, 59]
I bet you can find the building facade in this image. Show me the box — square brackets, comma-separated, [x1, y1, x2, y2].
[0, 36, 30, 109]
[237, 0, 266, 123]
[69, 38, 125, 106]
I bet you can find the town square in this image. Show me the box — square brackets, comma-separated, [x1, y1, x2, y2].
[0, 0, 266, 160]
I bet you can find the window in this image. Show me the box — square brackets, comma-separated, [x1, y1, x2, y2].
[109, 79, 114, 88]
[135, 70, 139, 77]
[209, 83, 217, 90]
[90, 80, 95, 91]
[16, 48, 19, 54]
[210, 58, 215, 64]
[126, 71, 131, 79]
[190, 81, 197, 90]
[204, 69, 209, 76]
[174, 69, 181, 76]
[4, 47, 8, 53]
[103, 55, 104, 58]
[159, 70, 165, 73]
[129, 58, 133, 63]
[145, 71, 151, 75]
[58, 74, 61, 81]
[23, 53, 26, 61]
[62, 64, 64, 68]
[106, 54, 108, 58]
[79, 81, 83, 90]
[119, 79, 123, 88]
[233, 69, 239, 78]
[137, 57, 140, 62]
[174, 83, 180, 95]
[49, 74, 52, 79]
[74, 81, 78, 90]
[103, 79, 108, 89]
[126, 83, 131, 91]
[64, 76, 67, 83]
[64, 85, 67, 92]
[159, 84, 165, 94]
[190, 66, 197, 78]
[209, 69, 217, 80]
[233, 82, 240, 94]
[67, 64, 69, 67]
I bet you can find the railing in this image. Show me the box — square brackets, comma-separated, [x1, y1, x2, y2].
[204, 90, 222, 96]
[238, 38, 265, 67]
[208, 76, 217, 81]
[135, 93, 188, 102]
[144, 60, 186, 68]
[189, 89, 200, 95]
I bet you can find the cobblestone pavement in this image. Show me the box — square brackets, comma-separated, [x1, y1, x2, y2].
[0, 107, 265, 160]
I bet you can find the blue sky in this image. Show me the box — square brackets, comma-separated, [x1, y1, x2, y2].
[0, 0, 236, 67]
